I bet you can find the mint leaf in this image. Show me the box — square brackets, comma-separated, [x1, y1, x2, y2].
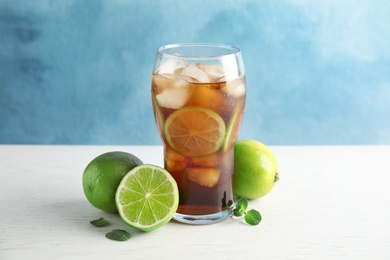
[233, 207, 245, 217]
[244, 209, 262, 226]
[90, 218, 110, 227]
[233, 198, 248, 217]
[236, 198, 248, 211]
[105, 229, 131, 241]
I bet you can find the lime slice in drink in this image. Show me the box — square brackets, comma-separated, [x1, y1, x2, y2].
[164, 106, 226, 158]
[152, 92, 165, 135]
[222, 106, 244, 152]
[115, 164, 179, 232]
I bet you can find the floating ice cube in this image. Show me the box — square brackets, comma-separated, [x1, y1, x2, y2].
[186, 168, 220, 188]
[186, 83, 227, 115]
[165, 146, 188, 172]
[166, 158, 187, 172]
[223, 77, 246, 97]
[191, 153, 218, 167]
[166, 146, 187, 161]
[180, 63, 210, 83]
[198, 64, 225, 82]
[156, 77, 193, 109]
[221, 58, 240, 81]
[152, 74, 175, 93]
[158, 58, 187, 74]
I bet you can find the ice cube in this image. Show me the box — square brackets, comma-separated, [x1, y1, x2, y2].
[166, 146, 187, 161]
[191, 153, 219, 167]
[198, 64, 225, 82]
[152, 74, 175, 94]
[156, 82, 192, 109]
[186, 168, 220, 188]
[185, 83, 227, 115]
[166, 158, 187, 172]
[158, 58, 187, 74]
[221, 58, 240, 81]
[164, 147, 188, 172]
[222, 77, 246, 97]
[180, 63, 210, 83]
[152, 74, 193, 109]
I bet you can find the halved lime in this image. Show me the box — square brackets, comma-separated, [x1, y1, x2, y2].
[164, 106, 226, 158]
[115, 164, 179, 232]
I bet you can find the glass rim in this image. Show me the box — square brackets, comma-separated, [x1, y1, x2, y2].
[156, 43, 242, 59]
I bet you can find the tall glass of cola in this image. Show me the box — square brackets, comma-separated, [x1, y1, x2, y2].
[151, 43, 246, 224]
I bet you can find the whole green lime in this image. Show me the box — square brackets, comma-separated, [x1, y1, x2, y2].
[233, 140, 279, 199]
[82, 151, 143, 213]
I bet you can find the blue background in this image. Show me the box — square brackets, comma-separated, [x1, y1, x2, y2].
[1, 0, 389, 145]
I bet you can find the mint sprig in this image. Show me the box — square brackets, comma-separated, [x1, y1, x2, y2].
[232, 198, 262, 226]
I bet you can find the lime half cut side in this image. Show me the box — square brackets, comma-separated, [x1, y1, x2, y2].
[115, 164, 179, 232]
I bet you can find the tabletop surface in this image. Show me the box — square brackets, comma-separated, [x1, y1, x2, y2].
[0, 145, 389, 259]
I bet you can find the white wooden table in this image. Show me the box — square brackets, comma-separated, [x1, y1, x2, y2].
[0, 145, 389, 259]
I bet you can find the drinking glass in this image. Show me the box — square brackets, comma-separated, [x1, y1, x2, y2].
[151, 43, 246, 224]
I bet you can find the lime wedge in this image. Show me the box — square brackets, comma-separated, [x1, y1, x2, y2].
[115, 164, 179, 232]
